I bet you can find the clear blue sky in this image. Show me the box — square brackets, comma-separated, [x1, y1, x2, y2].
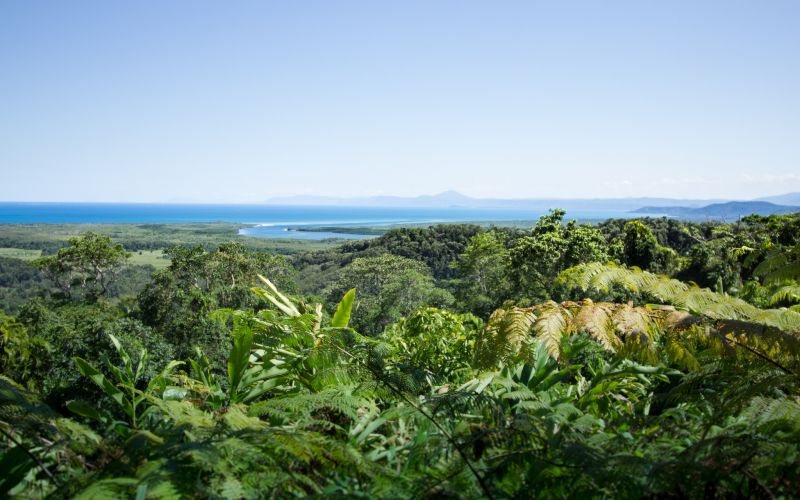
[1, 1, 798, 202]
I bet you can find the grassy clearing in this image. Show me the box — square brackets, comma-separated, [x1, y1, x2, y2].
[128, 250, 171, 269]
[0, 247, 42, 260]
[0, 223, 343, 256]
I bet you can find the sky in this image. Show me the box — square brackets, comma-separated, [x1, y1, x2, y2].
[1, 0, 799, 203]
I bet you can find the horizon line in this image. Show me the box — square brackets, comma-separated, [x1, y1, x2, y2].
[0, 190, 795, 205]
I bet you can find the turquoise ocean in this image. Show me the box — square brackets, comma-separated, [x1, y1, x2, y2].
[0, 203, 647, 240]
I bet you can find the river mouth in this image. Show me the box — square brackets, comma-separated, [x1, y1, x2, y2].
[239, 224, 381, 240]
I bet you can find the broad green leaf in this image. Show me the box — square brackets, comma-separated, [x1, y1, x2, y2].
[67, 400, 104, 421]
[74, 357, 131, 415]
[129, 430, 164, 445]
[251, 287, 297, 317]
[134, 348, 149, 384]
[228, 326, 254, 402]
[162, 387, 188, 401]
[108, 333, 134, 381]
[331, 288, 356, 328]
[256, 275, 300, 316]
[0, 446, 35, 495]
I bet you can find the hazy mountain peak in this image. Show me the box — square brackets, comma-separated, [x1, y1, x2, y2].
[757, 192, 800, 205]
[632, 200, 800, 220]
[418, 190, 473, 202]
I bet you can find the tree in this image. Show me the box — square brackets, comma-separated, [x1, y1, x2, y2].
[34, 232, 129, 300]
[12, 298, 174, 407]
[621, 220, 678, 274]
[324, 255, 452, 335]
[0, 312, 50, 392]
[384, 307, 482, 384]
[509, 210, 609, 302]
[137, 243, 297, 362]
[451, 230, 512, 316]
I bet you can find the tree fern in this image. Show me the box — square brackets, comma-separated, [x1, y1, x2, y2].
[473, 305, 535, 369]
[559, 263, 800, 366]
[754, 244, 800, 284]
[573, 300, 621, 353]
[532, 302, 570, 359]
[770, 283, 800, 305]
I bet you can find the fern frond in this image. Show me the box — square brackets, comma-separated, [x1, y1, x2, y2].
[663, 332, 701, 371]
[532, 302, 571, 359]
[769, 284, 800, 305]
[473, 306, 535, 369]
[744, 396, 800, 432]
[572, 301, 620, 353]
[612, 304, 659, 363]
[249, 386, 371, 428]
[754, 245, 800, 284]
[662, 309, 701, 331]
[561, 263, 800, 333]
[612, 304, 656, 340]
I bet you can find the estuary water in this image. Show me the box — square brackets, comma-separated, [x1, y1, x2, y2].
[0, 203, 646, 240]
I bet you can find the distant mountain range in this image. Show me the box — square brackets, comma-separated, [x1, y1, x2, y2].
[756, 192, 800, 206]
[265, 190, 724, 211]
[632, 201, 800, 220]
[265, 190, 800, 219]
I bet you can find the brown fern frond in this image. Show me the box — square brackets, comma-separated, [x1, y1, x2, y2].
[473, 305, 536, 369]
[572, 300, 621, 353]
[612, 304, 657, 340]
[560, 263, 800, 334]
[532, 302, 571, 359]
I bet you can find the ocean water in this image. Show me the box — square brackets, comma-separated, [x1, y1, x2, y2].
[0, 203, 644, 239]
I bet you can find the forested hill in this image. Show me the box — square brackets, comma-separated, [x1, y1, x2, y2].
[632, 200, 800, 219]
[1, 211, 800, 497]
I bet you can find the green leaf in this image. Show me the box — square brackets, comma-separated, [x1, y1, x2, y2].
[74, 357, 131, 415]
[255, 274, 300, 316]
[331, 288, 356, 328]
[162, 387, 188, 401]
[129, 430, 164, 445]
[133, 348, 149, 384]
[251, 287, 297, 317]
[108, 333, 134, 381]
[228, 326, 254, 403]
[67, 400, 104, 421]
[134, 484, 148, 500]
[75, 478, 139, 499]
[0, 446, 35, 496]
[146, 360, 184, 395]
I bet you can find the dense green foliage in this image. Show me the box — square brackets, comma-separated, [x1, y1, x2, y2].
[2, 212, 800, 498]
[323, 254, 453, 335]
[0, 256, 49, 314]
[0, 223, 340, 255]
